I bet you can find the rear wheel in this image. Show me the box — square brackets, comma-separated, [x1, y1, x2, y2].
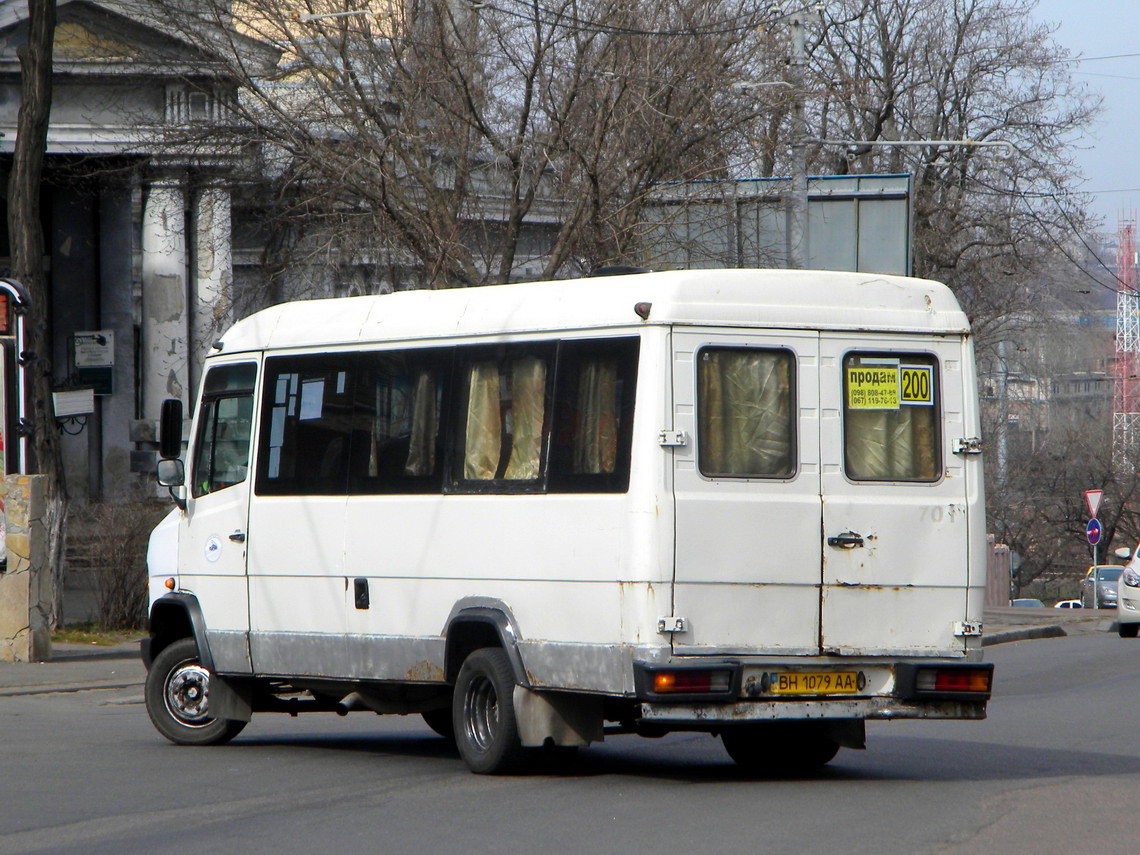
[453, 648, 527, 774]
[421, 706, 456, 741]
[145, 638, 246, 746]
[721, 722, 839, 775]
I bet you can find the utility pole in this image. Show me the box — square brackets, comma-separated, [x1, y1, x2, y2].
[787, 12, 808, 270]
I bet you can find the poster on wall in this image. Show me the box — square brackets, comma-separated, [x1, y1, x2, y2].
[74, 330, 114, 395]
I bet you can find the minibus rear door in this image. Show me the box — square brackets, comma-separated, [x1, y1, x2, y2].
[817, 335, 972, 657]
[670, 329, 823, 655]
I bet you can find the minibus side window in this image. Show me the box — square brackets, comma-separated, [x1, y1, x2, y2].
[548, 337, 639, 492]
[256, 355, 358, 495]
[696, 347, 796, 478]
[454, 345, 554, 488]
[348, 349, 449, 494]
[191, 363, 256, 498]
[842, 352, 941, 481]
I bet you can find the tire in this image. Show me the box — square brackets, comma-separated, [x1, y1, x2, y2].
[1119, 623, 1140, 638]
[145, 637, 247, 746]
[721, 722, 840, 775]
[453, 647, 527, 774]
[422, 706, 456, 741]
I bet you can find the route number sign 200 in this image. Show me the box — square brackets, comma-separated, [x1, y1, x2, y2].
[900, 365, 933, 406]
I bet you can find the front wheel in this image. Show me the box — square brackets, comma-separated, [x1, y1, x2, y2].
[1119, 622, 1140, 638]
[145, 637, 246, 746]
[452, 648, 527, 774]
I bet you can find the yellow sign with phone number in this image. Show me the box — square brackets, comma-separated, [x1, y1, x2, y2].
[847, 364, 933, 409]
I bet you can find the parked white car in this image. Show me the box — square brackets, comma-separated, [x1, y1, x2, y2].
[1053, 600, 1083, 609]
[1113, 545, 1140, 638]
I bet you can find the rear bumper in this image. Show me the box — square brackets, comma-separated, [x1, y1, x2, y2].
[638, 695, 988, 725]
[632, 659, 993, 724]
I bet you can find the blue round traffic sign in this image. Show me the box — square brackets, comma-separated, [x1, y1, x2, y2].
[1087, 518, 1102, 546]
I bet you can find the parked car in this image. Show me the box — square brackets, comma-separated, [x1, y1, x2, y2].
[1113, 545, 1140, 637]
[1079, 565, 1123, 609]
[1054, 599, 1083, 609]
[1010, 598, 1046, 608]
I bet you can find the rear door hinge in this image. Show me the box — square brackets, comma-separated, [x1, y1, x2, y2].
[954, 620, 983, 637]
[954, 437, 983, 455]
[658, 616, 687, 633]
[658, 429, 688, 447]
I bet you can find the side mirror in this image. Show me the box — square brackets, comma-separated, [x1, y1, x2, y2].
[159, 398, 184, 460]
[156, 458, 186, 510]
[156, 458, 185, 488]
[1116, 546, 1133, 561]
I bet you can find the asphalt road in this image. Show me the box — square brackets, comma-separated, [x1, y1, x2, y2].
[2, 630, 1137, 855]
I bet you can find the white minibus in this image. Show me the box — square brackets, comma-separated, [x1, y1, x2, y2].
[144, 268, 992, 774]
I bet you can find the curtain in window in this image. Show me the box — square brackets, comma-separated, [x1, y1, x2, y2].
[846, 409, 936, 480]
[405, 369, 438, 476]
[699, 350, 792, 477]
[573, 359, 619, 474]
[504, 357, 547, 480]
[464, 362, 502, 479]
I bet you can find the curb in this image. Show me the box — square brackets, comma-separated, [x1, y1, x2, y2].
[981, 625, 1068, 646]
[0, 680, 144, 698]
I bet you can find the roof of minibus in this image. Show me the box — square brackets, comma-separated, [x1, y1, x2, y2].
[216, 268, 970, 353]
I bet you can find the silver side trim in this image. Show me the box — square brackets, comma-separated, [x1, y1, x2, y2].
[518, 640, 669, 694]
[242, 631, 669, 694]
[207, 631, 253, 675]
[249, 632, 447, 681]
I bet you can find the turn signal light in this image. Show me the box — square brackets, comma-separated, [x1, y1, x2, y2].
[917, 668, 992, 694]
[652, 670, 731, 694]
[164, 577, 176, 591]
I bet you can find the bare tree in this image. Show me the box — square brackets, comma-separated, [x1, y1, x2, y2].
[801, 0, 1100, 358]
[147, 0, 779, 288]
[6, 0, 68, 625]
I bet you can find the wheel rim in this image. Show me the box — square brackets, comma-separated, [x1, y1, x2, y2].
[164, 660, 214, 727]
[462, 672, 499, 752]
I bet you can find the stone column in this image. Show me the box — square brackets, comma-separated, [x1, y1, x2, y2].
[0, 475, 50, 662]
[191, 183, 233, 401]
[141, 175, 190, 420]
[99, 175, 139, 498]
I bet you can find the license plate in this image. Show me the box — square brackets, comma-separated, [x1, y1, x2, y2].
[769, 671, 860, 695]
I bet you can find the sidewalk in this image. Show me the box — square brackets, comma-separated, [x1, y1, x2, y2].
[0, 608, 1118, 696]
[0, 641, 145, 696]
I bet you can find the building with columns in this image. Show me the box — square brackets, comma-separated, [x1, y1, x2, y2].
[0, 0, 278, 501]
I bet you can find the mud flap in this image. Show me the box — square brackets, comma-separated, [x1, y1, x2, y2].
[513, 685, 604, 747]
[210, 674, 254, 723]
[825, 718, 866, 750]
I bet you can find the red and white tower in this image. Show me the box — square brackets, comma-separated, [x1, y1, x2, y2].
[1114, 217, 1139, 471]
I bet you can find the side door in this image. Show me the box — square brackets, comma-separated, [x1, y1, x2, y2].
[245, 353, 353, 678]
[671, 329, 822, 655]
[818, 336, 972, 656]
[179, 360, 259, 673]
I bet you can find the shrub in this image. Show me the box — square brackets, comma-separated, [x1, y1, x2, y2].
[72, 501, 170, 631]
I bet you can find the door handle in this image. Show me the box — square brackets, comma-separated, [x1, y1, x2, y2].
[229, 531, 246, 543]
[827, 531, 864, 549]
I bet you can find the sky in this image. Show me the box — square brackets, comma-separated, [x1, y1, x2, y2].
[1031, 0, 1140, 234]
